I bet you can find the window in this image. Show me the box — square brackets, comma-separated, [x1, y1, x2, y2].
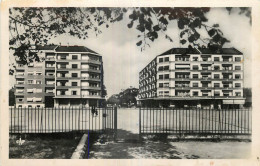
[28, 72, 34, 76]
[214, 83, 220, 87]
[235, 57, 241, 62]
[193, 83, 199, 87]
[193, 74, 198, 78]
[223, 75, 229, 79]
[159, 91, 163, 96]
[235, 74, 241, 79]
[60, 56, 66, 60]
[36, 80, 42, 84]
[164, 83, 169, 87]
[159, 75, 163, 79]
[193, 65, 199, 70]
[72, 91, 77, 95]
[235, 83, 241, 88]
[158, 66, 163, 71]
[72, 64, 78, 69]
[202, 83, 208, 87]
[72, 82, 78, 86]
[159, 58, 163, 63]
[28, 63, 34, 67]
[72, 55, 78, 60]
[18, 98, 23, 102]
[214, 66, 220, 70]
[214, 91, 220, 96]
[235, 66, 241, 70]
[164, 74, 169, 79]
[193, 91, 198, 96]
[235, 92, 241, 96]
[36, 72, 42, 75]
[214, 74, 220, 79]
[159, 83, 163, 88]
[223, 83, 230, 88]
[164, 91, 169, 96]
[163, 66, 169, 70]
[214, 57, 220, 61]
[164, 57, 169, 62]
[202, 93, 209, 96]
[28, 80, 33, 84]
[61, 91, 66, 95]
[72, 73, 78, 77]
[60, 64, 66, 68]
[193, 57, 198, 61]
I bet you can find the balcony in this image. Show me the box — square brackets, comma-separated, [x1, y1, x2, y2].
[45, 57, 55, 61]
[45, 66, 55, 70]
[45, 75, 55, 79]
[81, 86, 101, 90]
[56, 86, 72, 89]
[45, 93, 55, 96]
[15, 66, 25, 70]
[15, 92, 24, 96]
[45, 84, 55, 87]
[82, 77, 101, 82]
[15, 75, 25, 79]
[87, 69, 101, 73]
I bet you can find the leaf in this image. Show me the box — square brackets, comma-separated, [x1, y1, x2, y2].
[153, 25, 161, 31]
[193, 31, 200, 40]
[180, 29, 188, 38]
[136, 24, 145, 32]
[188, 35, 195, 42]
[193, 18, 201, 28]
[136, 40, 142, 46]
[127, 21, 134, 28]
[159, 16, 168, 25]
[208, 29, 216, 37]
[180, 39, 186, 44]
[213, 33, 221, 42]
[213, 24, 219, 27]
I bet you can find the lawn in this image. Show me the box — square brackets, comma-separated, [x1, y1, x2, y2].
[9, 134, 81, 159]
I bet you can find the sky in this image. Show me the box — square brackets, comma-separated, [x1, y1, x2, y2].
[9, 7, 252, 97]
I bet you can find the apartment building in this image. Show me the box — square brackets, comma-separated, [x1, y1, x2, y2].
[139, 47, 245, 108]
[14, 45, 104, 107]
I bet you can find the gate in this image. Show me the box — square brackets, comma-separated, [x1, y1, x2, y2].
[9, 106, 117, 134]
[139, 107, 252, 135]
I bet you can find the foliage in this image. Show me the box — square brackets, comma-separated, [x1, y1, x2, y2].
[9, 7, 251, 74]
[9, 87, 15, 106]
[107, 88, 138, 107]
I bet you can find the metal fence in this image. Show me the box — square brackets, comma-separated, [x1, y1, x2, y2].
[10, 107, 117, 134]
[139, 108, 252, 135]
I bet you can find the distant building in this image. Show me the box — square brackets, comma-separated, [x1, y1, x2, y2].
[14, 45, 105, 107]
[139, 47, 245, 108]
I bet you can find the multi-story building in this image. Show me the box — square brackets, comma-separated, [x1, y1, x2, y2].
[139, 47, 245, 108]
[14, 45, 104, 107]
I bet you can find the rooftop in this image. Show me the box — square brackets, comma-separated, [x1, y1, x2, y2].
[34, 45, 99, 55]
[159, 48, 200, 56]
[159, 47, 243, 56]
[55, 46, 99, 55]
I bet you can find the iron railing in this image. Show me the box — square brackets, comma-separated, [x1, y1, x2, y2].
[9, 107, 117, 134]
[139, 107, 252, 135]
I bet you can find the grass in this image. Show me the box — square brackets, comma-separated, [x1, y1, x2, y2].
[9, 134, 81, 159]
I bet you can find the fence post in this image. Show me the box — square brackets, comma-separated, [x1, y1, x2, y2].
[139, 107, 141, 135]
[114, 107, 117, 140]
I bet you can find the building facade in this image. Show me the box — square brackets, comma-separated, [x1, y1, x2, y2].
[139, 48, 245, 108]
[14, 45, 104, 107]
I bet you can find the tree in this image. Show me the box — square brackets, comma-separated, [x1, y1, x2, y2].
[9, 7, 251, 74]
[9, 88, 15, 106]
